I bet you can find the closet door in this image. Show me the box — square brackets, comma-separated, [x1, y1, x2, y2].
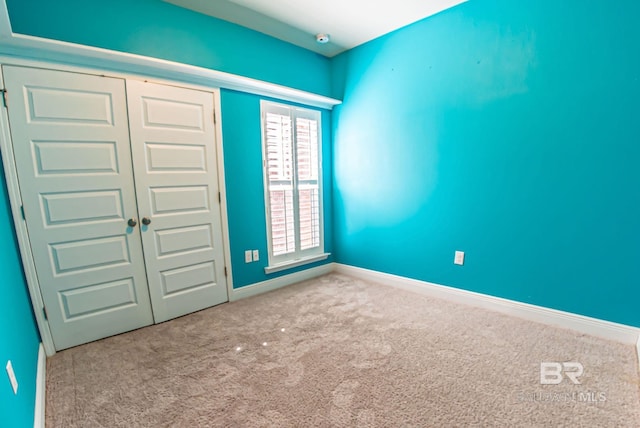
[3, 66, 154, 350]
[126, 80, 228, 323]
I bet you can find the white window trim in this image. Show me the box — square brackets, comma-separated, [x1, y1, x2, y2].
[264, 253, 331, 274]
[261, 100, 326, 273]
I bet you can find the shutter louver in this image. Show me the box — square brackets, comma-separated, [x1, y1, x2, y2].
[262, 102, 323, 265]
[296, 118, 320, 250]
[265, 112, 295, 256]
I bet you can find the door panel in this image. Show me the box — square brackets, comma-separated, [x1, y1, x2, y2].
[33, 140, 119, 174]
[149, 186, 210, 214]
[142, 97, 205, 130]
[145, 143, 207, 171]
[127, 80, 228, 323]
[161, 261, 216, 295]
[60, 278, 139, 320]
[26, 87, 115, 124]
[41, 190, 124, 225]
[3, 66, 154, 350]
[50, 235, 131, 273]
[154, 224, 214, 256]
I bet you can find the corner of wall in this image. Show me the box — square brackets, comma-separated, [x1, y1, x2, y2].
[230, 263, 334, 301]
[333, 263, 640, 345]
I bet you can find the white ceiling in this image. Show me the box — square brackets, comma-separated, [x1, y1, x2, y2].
[163, 0, 467, 57]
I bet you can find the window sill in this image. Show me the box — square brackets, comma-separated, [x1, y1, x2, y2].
[264, 253, 331, 275]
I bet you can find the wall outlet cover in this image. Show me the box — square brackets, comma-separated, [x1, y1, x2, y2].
[454, 251, 465, 265]
[252, 250, 259, 261]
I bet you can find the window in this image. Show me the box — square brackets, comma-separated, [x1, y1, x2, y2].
[261, 101, 327, 272]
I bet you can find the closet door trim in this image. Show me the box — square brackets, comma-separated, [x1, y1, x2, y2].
[0, 59, 233, 356]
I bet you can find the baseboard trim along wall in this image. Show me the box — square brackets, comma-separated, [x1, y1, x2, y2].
[28, 265, 640, 423]
[636, 336, 640, 375]
[230, 263, 334, 302]
[34, 343, 46, 428]
[333, 264, 640, 346]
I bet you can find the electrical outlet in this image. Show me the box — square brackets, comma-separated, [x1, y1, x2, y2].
[252, 250, 259, 262]
[245, 250, 252, 263]
[6, 360, 18, 394]
[454, 251, 465, 265]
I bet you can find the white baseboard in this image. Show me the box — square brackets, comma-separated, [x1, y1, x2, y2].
[230, 263, 334, 302]
[33, 343, 45, 428]
[636, 336, 640, 375]
[334, 264, 640, 345]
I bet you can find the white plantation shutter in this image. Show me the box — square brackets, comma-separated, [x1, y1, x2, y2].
[296, 117, 320, 250]
[262, 102, 323, 265]
[265, 111, 295, 256]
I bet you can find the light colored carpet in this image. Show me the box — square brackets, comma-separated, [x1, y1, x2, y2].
[46, 273, 640, 427]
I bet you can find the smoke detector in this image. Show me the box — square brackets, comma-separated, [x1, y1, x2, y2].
[316, 34, 330, 44]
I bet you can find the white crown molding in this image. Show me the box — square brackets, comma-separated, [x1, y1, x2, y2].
[334, 263, 640, 345]
[0, 0, 341, 110]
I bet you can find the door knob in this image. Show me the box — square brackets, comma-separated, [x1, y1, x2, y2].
[127, 218, 138, 227]
[142, 217, 152, 226]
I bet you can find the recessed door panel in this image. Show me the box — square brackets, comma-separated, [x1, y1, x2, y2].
[50, 235, 130, 274]
[127, 80, 228, 322]
[155, 224, 213, 257]
[145, 143, 207, 171]
[59, 278, 138, 320]
[150, 186, 209, 215]
[3, 65, 154, 350]
[161, 261, 216, 296]
[32, 141, 119, 175]
[41, 190, 124, 226]
[142, 98, 204, 130]
[27, 86, 114, 124]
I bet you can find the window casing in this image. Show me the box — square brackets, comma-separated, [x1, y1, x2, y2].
[261, 101, 324, 270]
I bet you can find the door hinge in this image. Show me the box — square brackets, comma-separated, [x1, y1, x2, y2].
[224, 266, 228, 277]
[42, 306, 48, 321]
[218, 192, 221, 203]
[1, 89, 7, 108]
[213, 110, 216, 124]
[20, 205, 25, 220]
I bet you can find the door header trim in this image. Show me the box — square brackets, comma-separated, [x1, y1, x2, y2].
[0, 0, 341, 110]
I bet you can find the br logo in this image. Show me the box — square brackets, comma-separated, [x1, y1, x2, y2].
[540, 362, 584, 385]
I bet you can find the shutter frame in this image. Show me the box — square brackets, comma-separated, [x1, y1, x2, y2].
[260, 101, 324, 266]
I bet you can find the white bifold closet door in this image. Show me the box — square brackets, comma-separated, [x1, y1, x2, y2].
[126, 80, 228, 323]
[3, 65, 228, 350]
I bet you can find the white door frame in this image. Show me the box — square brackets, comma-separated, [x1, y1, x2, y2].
[0, 58, 234, 356]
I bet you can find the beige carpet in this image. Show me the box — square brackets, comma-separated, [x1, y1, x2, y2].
[46, 273, 640, 427]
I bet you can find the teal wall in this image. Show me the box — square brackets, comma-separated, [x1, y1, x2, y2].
[5, 0, 336, 287]
[331, 0, 640, 327]
[2, 1, 334, 425]
[0, 160, 40, 427]
[221, 90, 333, 287]
[5, 0, 331, 97]
[3, 2, 639, 426]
